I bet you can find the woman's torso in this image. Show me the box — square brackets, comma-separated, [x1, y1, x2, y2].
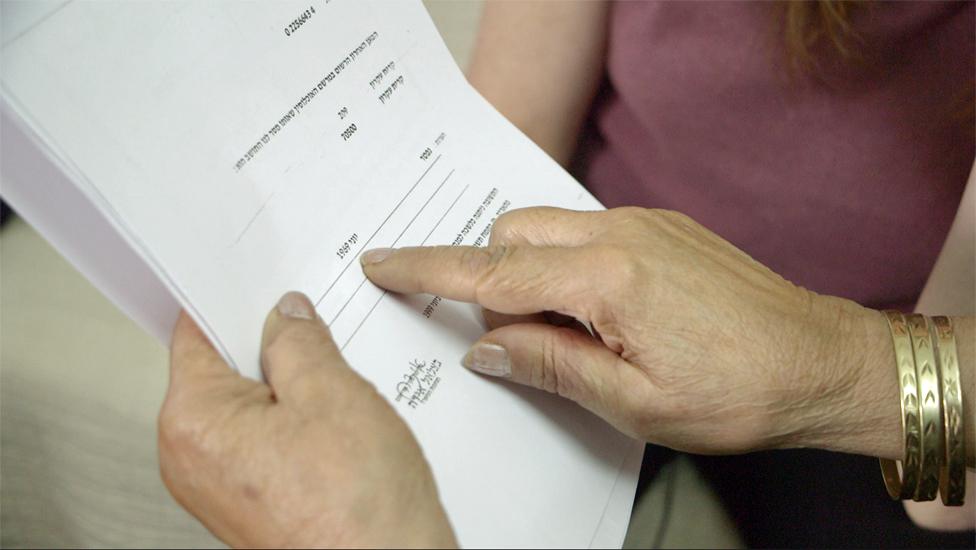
[578, 0, 974, 310]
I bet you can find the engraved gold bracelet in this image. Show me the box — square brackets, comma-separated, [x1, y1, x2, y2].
[880, 311, 921, 500]
[931, 316, 966, 506]
[906, 314, 941, 501]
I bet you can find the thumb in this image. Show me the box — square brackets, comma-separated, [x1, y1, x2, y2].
[261, 291, 351, 405]
[462, 323, 629, 418]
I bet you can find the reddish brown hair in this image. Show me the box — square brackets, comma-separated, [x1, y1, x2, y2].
[782, 0, 861, 74]
[783, 1, 973, 122]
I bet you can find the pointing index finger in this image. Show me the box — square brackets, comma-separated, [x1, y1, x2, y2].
[361, 244, 598, 317]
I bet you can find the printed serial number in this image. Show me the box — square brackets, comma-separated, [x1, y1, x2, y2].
[284, 6, 316, 37]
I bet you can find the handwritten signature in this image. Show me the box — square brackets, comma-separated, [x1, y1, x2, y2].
[394, 358, 442, 409]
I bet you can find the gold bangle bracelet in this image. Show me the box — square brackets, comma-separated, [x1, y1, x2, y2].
[931, 316, 966, 506]
[880, 311, 921, 500]
[907, 314, 941, 501]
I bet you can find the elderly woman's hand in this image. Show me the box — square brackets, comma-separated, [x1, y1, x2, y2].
[160, 292, 456, 548]
[362, 207, 902, 458]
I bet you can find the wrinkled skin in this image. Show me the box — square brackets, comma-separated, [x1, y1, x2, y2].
[159, 294, 456, 548]
[160, 206, 903, 548]
[363, 206, 896, 457]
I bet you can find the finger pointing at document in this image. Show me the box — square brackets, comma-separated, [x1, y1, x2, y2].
[362, 206, 905, 461]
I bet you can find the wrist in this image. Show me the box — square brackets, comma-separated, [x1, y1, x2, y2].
[771, 295, 902, 459]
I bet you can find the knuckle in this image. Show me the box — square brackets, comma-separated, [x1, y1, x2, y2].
[657, 208, 694, 226]
[648, 208, 698, 235]
[465, 245, 515, 297]
[489, 210, 524, 244]
[607, 206, 653, 230]
[537, 331, 560, 394]
[595, 244, 642, 286]
[156, 398, 220, 501]
[601, 207, 646, 239]
[490, 206, 567, 245]
[459, 245, 496, 274]
[535, 328, 584, 398]
[157, 400, 203, 458]
[610, 206, 687, 235]
[610, 206, 647, 220]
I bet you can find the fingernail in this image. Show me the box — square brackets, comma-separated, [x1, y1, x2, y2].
[276, 291, 316, 320]
[462, 343, 511, 377]
[360, 248, 395, 265]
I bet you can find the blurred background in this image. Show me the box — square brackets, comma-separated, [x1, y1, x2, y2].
[0, 2, 741, 547]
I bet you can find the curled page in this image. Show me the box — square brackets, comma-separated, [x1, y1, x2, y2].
[1, 1, 641, 546]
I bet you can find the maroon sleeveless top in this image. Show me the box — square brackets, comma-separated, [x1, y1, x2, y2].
[577, 1, 974, 310]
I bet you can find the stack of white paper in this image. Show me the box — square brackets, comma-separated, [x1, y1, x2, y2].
[1, 1, 641, 546]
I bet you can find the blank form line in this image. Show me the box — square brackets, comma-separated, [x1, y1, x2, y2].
[341, 289, 389, 351]
[391, 169, 455, 248]
[329, 169, 455, 325]
[231, 190, 277, 246]
[2, 0, 73, 48]
[340, 178, 471, 351]
[421, 184, 469, 245]
[315, 154, 441, 306]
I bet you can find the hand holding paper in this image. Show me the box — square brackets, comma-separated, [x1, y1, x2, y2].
[1, 1, 641, 545]
[162, 292, 456, 549]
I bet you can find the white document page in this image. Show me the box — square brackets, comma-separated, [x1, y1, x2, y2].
[1, 101, 181, 342]
[1, 1, 641, 546]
